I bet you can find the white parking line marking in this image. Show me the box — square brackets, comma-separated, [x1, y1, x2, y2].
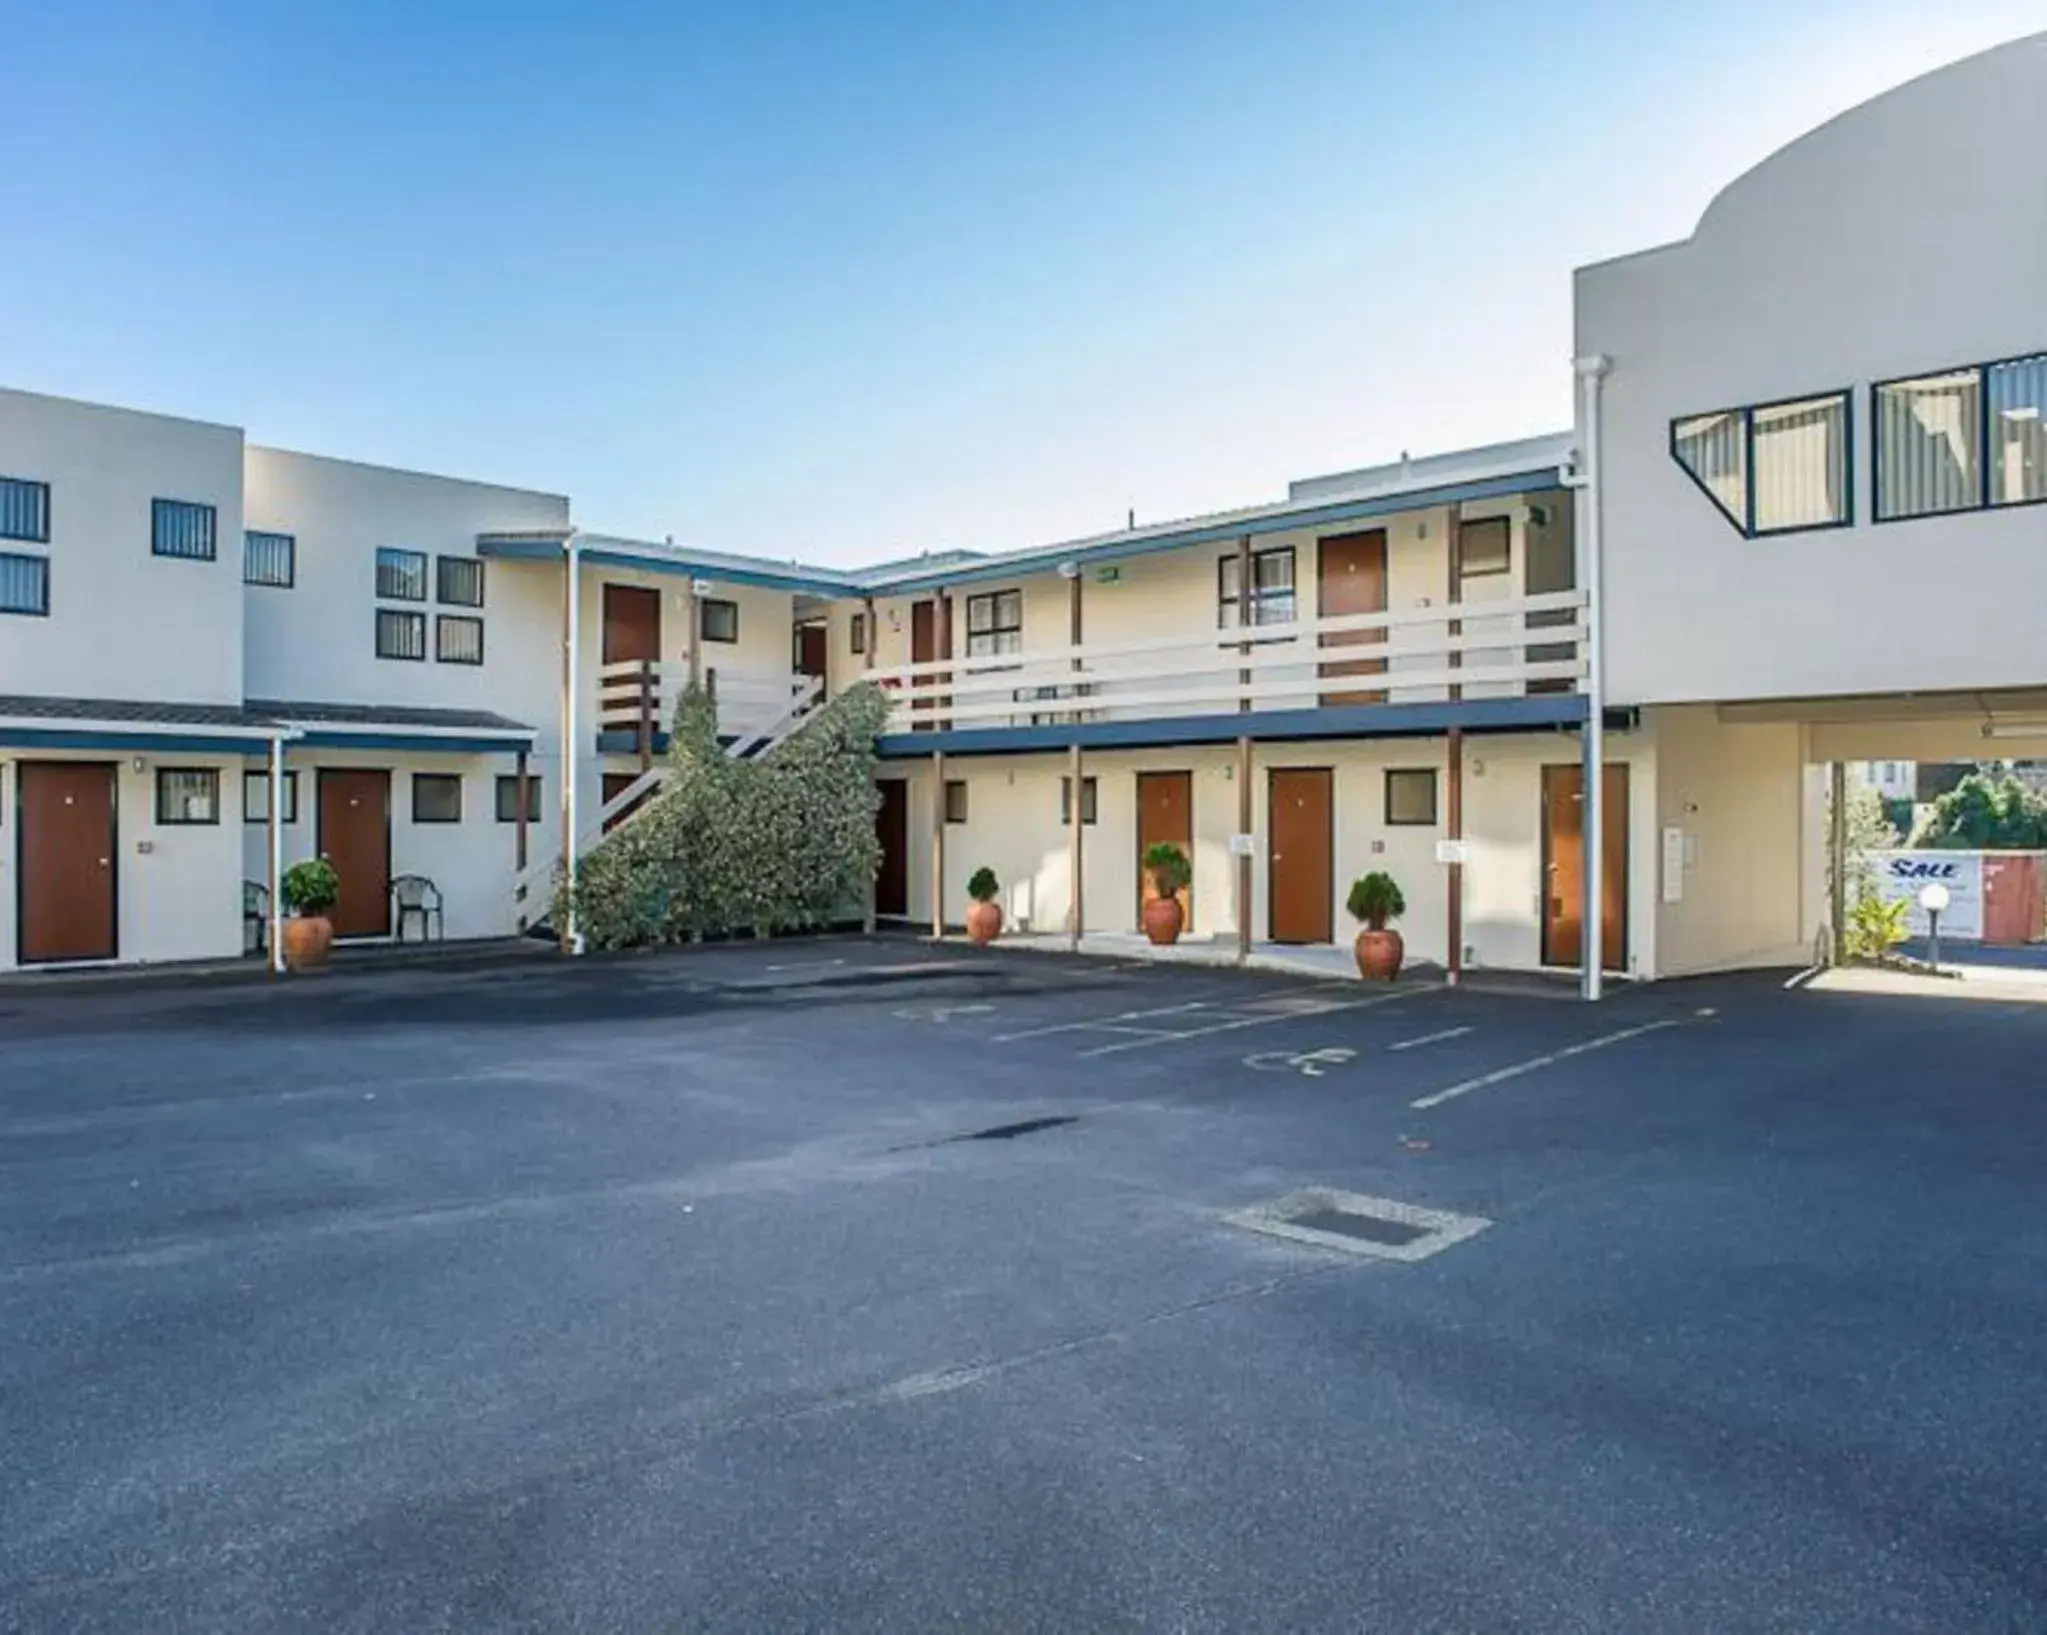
[1388, 1025, 1473, 1053]
[1081, 987, 1429, 1058]
[992, 1001, 1211, 1043]
[1408, 1020, 1679, 1110]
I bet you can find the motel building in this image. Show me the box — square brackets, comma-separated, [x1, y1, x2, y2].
[0, 35, 2041, 992]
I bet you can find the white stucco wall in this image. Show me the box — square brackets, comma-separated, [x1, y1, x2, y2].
[893, 729, 1660, 976]
[1577, 34, 2047, 707]
[0, 750, 249, 969]
[1647, 706, 1815, 976]
[0, 388, 246, 706]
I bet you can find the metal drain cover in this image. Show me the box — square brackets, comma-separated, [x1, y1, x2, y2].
[1224, 1188, 1490, 1263]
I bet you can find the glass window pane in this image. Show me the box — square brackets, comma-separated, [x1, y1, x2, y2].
[0, 552, 49, 615]
[0, 476, 50, 543]
[1877, 371, 1980, 520]
[1254, 550, 1294, 591]
[376, 609, 426, 660]
[496, 775, 542, 822]
[1460, 517, 1511, 576]
[152, 499, 217, 560]
[244, 530, 295, 587]
[436, 555, 485, 606]
[1673, 411, 1748, 531]
[413, 774, 463, 823]
[1989, 353, 2047, 506]
[1386, 768, 1437, 826]
[700, 598, 739, 643]
[156, 768, 219, 824]
[1751, 394, 1848, 532]
[436, 614, 484, 664]
[376, 548, 428, 600]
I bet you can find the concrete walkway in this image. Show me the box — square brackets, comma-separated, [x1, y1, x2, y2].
[966, 929, 1373, 983]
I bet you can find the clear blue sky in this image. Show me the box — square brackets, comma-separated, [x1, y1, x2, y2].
[1, 0, 2040, 563]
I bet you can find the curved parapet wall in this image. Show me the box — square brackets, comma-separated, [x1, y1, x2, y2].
[1576, 33, 2047, 708]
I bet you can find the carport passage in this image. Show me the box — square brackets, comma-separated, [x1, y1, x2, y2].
[4, 949, 2046, 1633]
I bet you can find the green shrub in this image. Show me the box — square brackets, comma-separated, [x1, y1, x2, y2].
[1345, 871, 1405, 929]
[1142, 842, 1191, 895]
[281, 858, 339, 917]
[1844, 891, 1909, 961]
[559, 681, 893, 949]
[967, 866, 1000, 903]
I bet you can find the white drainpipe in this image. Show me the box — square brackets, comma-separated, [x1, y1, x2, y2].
[1573, 354, 1611, 1002]
[561, 528, 584, 955]
[269, 730, 288, 975]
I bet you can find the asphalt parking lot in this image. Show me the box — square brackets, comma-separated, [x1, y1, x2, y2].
[4, 938, 2045, 1633]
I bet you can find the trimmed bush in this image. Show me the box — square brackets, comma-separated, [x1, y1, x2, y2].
[559, 681, 892, 949]
[1345, 871, 1405, 929]
[967, 866, 1000, 903]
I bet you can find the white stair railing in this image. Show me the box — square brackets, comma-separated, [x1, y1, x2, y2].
[511, 764, 665, 930]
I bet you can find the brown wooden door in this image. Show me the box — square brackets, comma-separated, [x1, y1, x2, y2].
[318, 769, 391, 939]
[874, 780, 909, 916]
[601, 584, 662, 665]
[601, 772, 654, 833]
[17, 762, 117, 963]
[1317, 530, 1389, 705]
[1541, 763, 1628, 972]
[1268, 768, 1333, 944]
[1136, 771, 1193, 924]
[796, 623, 828, 688]
[909, 600, 937, 729]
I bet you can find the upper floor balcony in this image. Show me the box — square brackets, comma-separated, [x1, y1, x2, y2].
[858, 587, 1589, 752]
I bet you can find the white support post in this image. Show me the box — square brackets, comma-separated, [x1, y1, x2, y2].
[1574, 353, 1611, 1002]
[560, 529, 584, 955]
[268, 733, 286, 975]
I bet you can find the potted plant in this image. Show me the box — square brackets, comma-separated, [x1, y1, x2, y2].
[1347, 871, 1406, 980]
[965, 866, 1003, 946]
[281, 858, 340, 971]
[1141, 842, 1192, 946]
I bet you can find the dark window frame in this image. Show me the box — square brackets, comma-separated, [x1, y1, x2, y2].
[1384, 767, 1439, 827]
[436, 554, 486, 607]
[435, 613, 485, 665]
[1216, 546, 1298, 638]
[155, 766, 221, 825]
[242, 768, 300, 824]
[1872, 349, 2047, 525]
[0, 551, 50, 616]
[700, 596, 740, 644]
[243, 529, 296, 588]
[375, 546, 429, 601]
[964, 587, 1024, 659]
[1669, 387, 1854, 539]
[375, 608, 428, 661]
[850, 612, 867, 655]
[1059, 775, 1099, 827]
[943, 779, 968, 824]
[496, 773, 543, 823]
[412, 772, 464, 824]
[151, 498, 218, 561]
[0, 475, 51, 543]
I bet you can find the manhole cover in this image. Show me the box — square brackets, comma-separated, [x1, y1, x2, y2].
[1223, 1188, 1490, 1263]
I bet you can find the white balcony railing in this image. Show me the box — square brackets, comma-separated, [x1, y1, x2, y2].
[859, 590, 1589, 735]
[597, 661, 822, 751]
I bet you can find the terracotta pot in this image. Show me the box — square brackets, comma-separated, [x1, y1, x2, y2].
[966, 899, 1004, 947]
[283, 915, 334, 972]
[1142, 895, 1185, 947]
[1354, 926, 1404, 981]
